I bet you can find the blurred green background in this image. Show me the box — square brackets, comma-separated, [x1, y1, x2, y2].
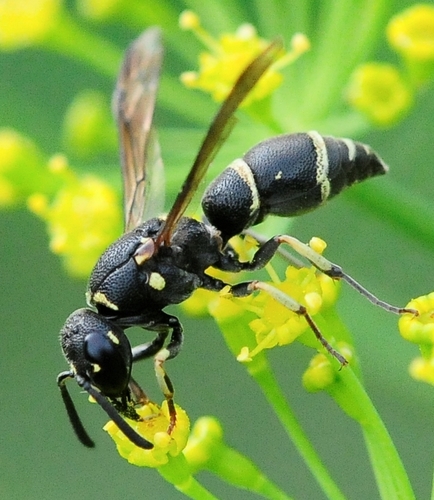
[1, 1, 434, 499]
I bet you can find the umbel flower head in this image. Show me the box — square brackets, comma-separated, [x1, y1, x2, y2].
[179, 10, 309, 107]
[399, 293, 434, 385]
[387, 4, 434, 63]
[0, 0, 61, 50]
[62, 90, 117, 158]
[387, 3, 434, 85]
[347, 63, 412, 126]
[27, 154, 122, 278]
[205, 237, 341, 363]
[104, 401, 190, 468]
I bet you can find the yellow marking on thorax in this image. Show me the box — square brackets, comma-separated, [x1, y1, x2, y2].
[92, 292, 119, 311]
[149, 272, 166, 291]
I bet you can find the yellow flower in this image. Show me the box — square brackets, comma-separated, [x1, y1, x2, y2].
[302, 344, 353, 392]
[0, 0, 61, 50]
[179, 10, 309, 107]
[104, 401, 190, 468]
[245, 266, 337, 359]
[204, 237, 342, 362]
[387, 4, 434, 62]
[397, 293, 434, 386]
[302, 353, 337, 392]
[347, 63, 412, 126]
[28, 155, 122, 278]
[183, 416, 223, 471]
[409, 354, 434, 386]
[399, 293, 433, 345]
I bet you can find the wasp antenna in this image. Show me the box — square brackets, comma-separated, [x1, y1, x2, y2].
[57, 372, 95, 448]
[82, 381, 154, 450]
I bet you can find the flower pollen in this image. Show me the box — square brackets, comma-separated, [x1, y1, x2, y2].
[105, 401, 190, 468]
[179, 11, 309, 107]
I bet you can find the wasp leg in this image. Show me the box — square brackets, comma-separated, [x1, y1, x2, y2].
[131, 331, 168, 361]
[129, 376, 151, 406]
[224, 280, 347, 366]
[242, 229, 304, 268]
[235, 234, 417, 316]
[131, 315, 183, 435]
[276, 235, 418, 316]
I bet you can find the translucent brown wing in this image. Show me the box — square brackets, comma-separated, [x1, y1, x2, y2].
[113, 27, 164, 233]
[156, 37, 283, 246]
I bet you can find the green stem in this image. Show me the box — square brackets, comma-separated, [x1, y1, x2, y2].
[301, 0, 390, 123]
[206, 444, 293, 500]
[184, 415, 293, 499]
[158, 454, 219, 500]
[328, 367, 415, 499]
[247, 354, 348, 500]
[212, 303, 346, 499]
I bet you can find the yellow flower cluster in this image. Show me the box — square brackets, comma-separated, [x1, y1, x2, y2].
[387, 4, 434, 62]
[200, 237, 341, 363]
[399, 293, 434, 385]
[348, 3, 434, 126]
[0, 0, 61, 50]
[347, 63, 412, 126]
[28, 155, 122, 278]
[179, 10, 309, 107]
[242, 267, 339, 361]
[104, 401, 190, 468]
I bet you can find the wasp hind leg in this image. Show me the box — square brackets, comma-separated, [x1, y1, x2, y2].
[274, 235, 418, 316]
[228, 280, 347, 365]
[235, 234, 418, 316]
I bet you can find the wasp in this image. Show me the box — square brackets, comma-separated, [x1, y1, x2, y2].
[57, 27, 414, 450]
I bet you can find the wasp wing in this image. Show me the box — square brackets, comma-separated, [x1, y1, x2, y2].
[113, 27, 164, 233]
[156, 38, 283, 246]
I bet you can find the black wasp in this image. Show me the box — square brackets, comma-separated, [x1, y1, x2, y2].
[57, 27, 414, 450]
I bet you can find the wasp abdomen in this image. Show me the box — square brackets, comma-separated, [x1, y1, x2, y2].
[202, 131, 388, 241]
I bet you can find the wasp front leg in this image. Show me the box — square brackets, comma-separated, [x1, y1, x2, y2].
[132, 314, 183, 435]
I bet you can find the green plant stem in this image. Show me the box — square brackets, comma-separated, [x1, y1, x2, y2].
[301, 0, 389, 123]
[247, 353, 347, 500]
[158, 454, 219, 500]
[214, 305, 346, 499]
[328, 367, 415, 500]
[204, 445, 293, 500]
